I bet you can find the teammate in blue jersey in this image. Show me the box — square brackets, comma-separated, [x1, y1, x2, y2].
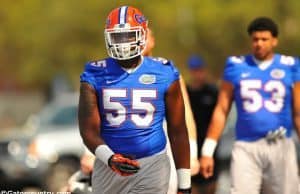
[200, 17, 300, 194]
[78, 6, 191, 194]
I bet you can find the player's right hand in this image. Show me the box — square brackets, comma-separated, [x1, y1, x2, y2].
[199, 156, 214, 179]
[108, 154, 140, 176]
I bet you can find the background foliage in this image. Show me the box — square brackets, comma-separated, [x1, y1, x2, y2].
[1, 0, 300, 89]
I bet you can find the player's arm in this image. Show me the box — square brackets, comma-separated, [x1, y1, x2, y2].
[165, 80, 191, 193]
[293, 82, 300, 138]
[200, 81, 233, 178]
[179, 76, 197, 140]
[78, 83, 104, 152]
[179, 76, 199, 176]
[78, 83, 139, 176]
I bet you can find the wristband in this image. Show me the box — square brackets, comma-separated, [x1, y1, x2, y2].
[201, 138, 217, 157]
[95, 145, 114, 165]
[176, 168, 191, 189]
[189, 139, 198, 160]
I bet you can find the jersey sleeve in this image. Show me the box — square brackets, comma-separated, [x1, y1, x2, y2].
[223, 56, 243, 85]
[80, 62, 97, 90]
[166, 60, 180, 89]
[292, 57, 300, 83]
[223, 57, 236, 84]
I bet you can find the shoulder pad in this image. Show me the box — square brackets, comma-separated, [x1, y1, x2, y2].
[84, 59, 109, 74]
[149, 57, 170, 65]
[228, 56, 245, 64]
[280, 55, 296, 66]
[86, 59, 107, 68]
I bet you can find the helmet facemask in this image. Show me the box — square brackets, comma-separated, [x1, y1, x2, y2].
[105, 24, 146, 60]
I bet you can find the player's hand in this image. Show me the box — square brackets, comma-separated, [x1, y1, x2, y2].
[177, 188, 192, 194]
[191, 158, 200, 176]
[108, 154, 140, 176]
[80, 154, 95, 174]
[199, 156, 214, 179]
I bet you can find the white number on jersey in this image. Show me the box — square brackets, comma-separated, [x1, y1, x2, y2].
[240, 80, 285, 113]
[131, 90, 156, 127]
[230, 56, 245, 64]
[240, 80, 263, 112]
[103, 89, 127, 126]
[103, 89, 157, 127]
[280, 55, 295, 66]
[151, 57, 168, 64]
[264, 81, 285, 112]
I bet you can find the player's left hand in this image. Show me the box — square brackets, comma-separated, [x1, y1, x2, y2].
[177, 188, 192, 194]
[108, 154, 140, 176]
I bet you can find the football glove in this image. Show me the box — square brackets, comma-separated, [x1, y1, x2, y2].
[108, 154, 140, 176]
[177, 188, 192, 194]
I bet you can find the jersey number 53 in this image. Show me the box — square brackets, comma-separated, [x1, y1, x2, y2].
[240, 80, 285, 113]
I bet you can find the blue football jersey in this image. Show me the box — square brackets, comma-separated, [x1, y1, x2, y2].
[223, 54, 300, 141]
[80, 56, 179, 158]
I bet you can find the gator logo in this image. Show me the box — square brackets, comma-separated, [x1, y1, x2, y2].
[139, 74, 156, 84]
[134, 14, 147, 24]
[270, 69, 285, 79]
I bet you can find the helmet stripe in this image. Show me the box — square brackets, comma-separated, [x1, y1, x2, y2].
[118, 7, 121, 24]
[124, 6, 128, 24]
[119, 6, 127, 24]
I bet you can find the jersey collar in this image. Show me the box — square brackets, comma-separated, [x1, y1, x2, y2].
[251, 55, 277, 70]
[121, 56, 144, 74]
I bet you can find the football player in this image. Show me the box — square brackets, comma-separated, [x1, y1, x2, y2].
[79, 6, 191, 194]
[199, 17, 300, 194]
[65, 27, 198, 194]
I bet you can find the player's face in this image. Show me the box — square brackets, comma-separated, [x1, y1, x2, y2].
[110, 32, 137, 44]
[250, 31, 278, 60]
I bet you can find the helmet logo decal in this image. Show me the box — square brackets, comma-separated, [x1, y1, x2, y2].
[134, 14, 146, 24]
